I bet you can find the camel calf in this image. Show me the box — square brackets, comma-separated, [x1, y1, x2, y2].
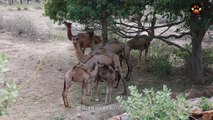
[92, 64, 123, 104]
[62, 62, 99, 107]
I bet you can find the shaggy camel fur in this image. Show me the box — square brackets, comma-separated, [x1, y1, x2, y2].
[62, 62, 99, 107]
[63, 21, 102, 53]
[126, 17, 156, 67]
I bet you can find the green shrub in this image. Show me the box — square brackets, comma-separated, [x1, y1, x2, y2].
[173, 47, 213, 72]
[17, 7, 21, 11]
[149, 42, 172, 76]
[199, 97, 213, 111]
[0, 53, 18, 116]
[151, 55, 172, 76]
[117, 85, 190, 120]
[209, 25, 213, 30]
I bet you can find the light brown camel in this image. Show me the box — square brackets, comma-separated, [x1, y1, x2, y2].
[101, 39, 132, 82]
[72, 37, 127, 94]
[63, 21, 102, 53]
[62, 62, 99, 107]
[126, 18, 156, 67]
[92, 64, 121, 104]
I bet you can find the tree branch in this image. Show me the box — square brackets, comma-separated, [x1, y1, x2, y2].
[156, 37, 191, 55]
[154, 19, 185, 29]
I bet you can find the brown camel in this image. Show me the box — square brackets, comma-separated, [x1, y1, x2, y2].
[62, 62, 99, 107]
[63, 21, 102, 53]
[126, 17, 156, 67]
[72, 37, 127, 94]
[92, 64, 121, 104]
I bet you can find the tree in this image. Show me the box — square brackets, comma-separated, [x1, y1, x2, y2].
[148, 0, 213, 83]
[45, 0, 127, 43]
[45, 0, 213, 83]
[111, 0, 212, 83]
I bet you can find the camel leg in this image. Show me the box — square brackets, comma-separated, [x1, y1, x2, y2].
[117, 71, 127, 95]
[124, 57, 131, 81]
[81, 46, 85, 54]
[105, 84, 109, 104]
[109, 81, 113, 103]
[91, 76, 99, 101]
[136, 49, 142, 68]
[62, 77, 72, 107]
[62, 89, 69, 107]
[81, 81, 87, 105]
[145, 46, 149, 61]
[121, 76, 127, 95]
[114, 71, 120, 88]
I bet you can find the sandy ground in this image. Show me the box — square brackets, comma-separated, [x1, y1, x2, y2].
[0, 3, 212, 120]
[0, 4, 125, 120]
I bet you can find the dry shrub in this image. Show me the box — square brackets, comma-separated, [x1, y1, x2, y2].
[1, 15, 37, 35]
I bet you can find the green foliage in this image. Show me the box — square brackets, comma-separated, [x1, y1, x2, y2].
[0, 53, 18, 116]
[151, 55, 172, 76]
[209, 25, 213, 30]
[44, 0, 148, 25]
[173, 47, 213, 71]
[149, 42, 172, 76]
[16, 6, 21, 11]
[44, 0, 67, 22]
[117, 85, 190, 120]
[202, 49, 213, 70]
[199, 97, 213, 111]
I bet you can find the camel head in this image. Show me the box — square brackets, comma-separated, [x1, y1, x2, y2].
[63, 21, 72, 29]
[94, 36, 103, 44]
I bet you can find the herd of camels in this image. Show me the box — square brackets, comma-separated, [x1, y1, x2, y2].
[62, 21, 155, 107]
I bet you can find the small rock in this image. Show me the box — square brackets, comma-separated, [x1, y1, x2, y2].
[77, 113, 81, 118]
[202, 110, 213, 120]
[91, 112, 95, 115]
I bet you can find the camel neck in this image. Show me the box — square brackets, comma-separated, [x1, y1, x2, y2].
[74, 43, 85, 61]
[67, 28, 72, 41]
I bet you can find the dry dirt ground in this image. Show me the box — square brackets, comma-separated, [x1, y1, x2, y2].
[0, 3, 212, 120]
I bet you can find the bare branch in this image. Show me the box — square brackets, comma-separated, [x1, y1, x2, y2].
[156, 37, 192, 55]
[157, 32, 190, 39]
[158, 26, 172, 36]
[154, 19, 185, 29]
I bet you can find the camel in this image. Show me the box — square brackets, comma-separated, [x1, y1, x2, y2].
[63, 21, 102, 53]
[101, 39, 132, 82]
[92, 64, 121, 104]
[72, 37, 127, 94]
[62, 62, 99, 107]
[126, 17, 156, 68]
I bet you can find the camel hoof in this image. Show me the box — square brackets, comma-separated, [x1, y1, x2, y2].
[64, 104, 71, 108]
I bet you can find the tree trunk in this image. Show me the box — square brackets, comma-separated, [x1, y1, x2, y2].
[101, 15, 108, 44]
[191, 27, 206, 83]
[20, 0, 22, 4]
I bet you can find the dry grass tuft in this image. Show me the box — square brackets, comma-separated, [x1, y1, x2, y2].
[0, 15, 37, 35]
